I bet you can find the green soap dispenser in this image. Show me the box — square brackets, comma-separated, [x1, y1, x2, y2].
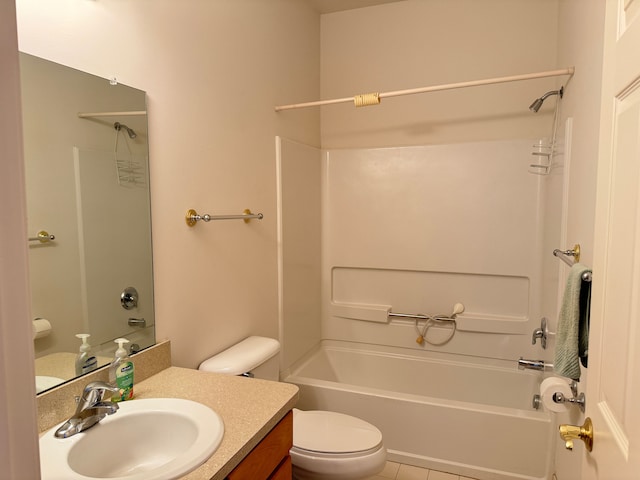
[75, 334, 98, 376]
[109, 338, 134, 402]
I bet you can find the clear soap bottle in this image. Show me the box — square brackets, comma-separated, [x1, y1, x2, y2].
[74, 333, 97, 376]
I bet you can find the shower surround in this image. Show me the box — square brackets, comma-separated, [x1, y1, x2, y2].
[277, 136, 561, 479]
[320, 139, 552, 360]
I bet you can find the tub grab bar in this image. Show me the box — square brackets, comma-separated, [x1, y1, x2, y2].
[388, 302, 464, 323]
[388, 312, 456, 322]
[389, 303, 465, 346]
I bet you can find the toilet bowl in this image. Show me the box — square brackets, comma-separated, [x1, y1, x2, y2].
[198, 336, 387, 480]
[290, 409, 387, 480]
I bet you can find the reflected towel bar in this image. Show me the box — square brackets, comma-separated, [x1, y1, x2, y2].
[553, 244, 592, 282]
[28, 230, 55, 243]
[185, 208, 263, 227]
[78, 110, 147, 118]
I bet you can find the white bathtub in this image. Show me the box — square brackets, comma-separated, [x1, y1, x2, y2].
[283, 341, 554, 480]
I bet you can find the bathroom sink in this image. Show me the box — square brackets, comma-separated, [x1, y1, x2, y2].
[40, 398, 224, 480]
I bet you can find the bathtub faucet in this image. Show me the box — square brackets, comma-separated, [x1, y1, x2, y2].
[517, 357, 553, 371]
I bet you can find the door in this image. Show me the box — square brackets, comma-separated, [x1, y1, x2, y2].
[584, 1, 640, 479]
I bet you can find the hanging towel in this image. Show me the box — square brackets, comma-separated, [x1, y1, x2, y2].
[553, 262, 592, 381]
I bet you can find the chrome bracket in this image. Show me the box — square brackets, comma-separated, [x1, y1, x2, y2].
[553, 390, 586, 413]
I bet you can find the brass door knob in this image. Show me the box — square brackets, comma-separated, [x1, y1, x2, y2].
[559, 417, 593, 451]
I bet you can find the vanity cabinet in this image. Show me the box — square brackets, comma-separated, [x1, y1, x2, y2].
[226, 410, 293, 480]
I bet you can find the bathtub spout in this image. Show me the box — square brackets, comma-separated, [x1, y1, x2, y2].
[517, 357, 552, 371]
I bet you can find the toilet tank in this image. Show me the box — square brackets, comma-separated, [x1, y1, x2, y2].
[198, 336, 281, 381]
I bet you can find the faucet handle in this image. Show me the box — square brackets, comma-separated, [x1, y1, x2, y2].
[81, 381, 120, 404]
[532, 317, 548, 349]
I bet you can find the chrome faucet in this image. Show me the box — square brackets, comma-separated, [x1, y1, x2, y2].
[54, 381, 120, 438]
[517, 357, 553, 371]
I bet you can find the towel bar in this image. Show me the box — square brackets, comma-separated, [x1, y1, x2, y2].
[553, 244, 592, 282]
[185, 208, 263, 227]
[28, 230, 55, 243]
[553, 244, 580, 262]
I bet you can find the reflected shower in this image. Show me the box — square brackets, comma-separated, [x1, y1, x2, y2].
[114, 122, 137, 139]
[529, 86, 564, 112]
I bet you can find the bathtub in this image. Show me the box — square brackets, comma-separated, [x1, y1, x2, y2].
[283, 341, 554, 480]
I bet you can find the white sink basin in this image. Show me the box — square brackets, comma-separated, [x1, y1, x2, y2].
[40, 398, 224, 480]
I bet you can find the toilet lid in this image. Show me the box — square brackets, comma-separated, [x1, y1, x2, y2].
[293, 409, 383, 454]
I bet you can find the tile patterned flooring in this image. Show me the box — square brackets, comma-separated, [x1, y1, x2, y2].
[366, 461, 480, 480]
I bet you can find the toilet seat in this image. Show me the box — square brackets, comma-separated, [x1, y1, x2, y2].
[293, 409, 383, 454]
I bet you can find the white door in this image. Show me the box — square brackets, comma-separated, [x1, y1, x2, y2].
[583, 1, 640, 479]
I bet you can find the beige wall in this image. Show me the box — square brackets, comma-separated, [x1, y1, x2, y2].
[320, 0, 561, 149]
[556, 0, 605, 268]
[16, 0, 321, 368]
[0, 0, 40, 475]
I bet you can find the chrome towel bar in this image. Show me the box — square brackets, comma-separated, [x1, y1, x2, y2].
[553, 244, 592, 282]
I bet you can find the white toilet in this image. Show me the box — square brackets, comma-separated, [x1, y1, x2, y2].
[198, 336, 387, 480]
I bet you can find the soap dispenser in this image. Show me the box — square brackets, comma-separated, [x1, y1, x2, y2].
[75, 333, 98, 376]
[109, 338, 134, 402]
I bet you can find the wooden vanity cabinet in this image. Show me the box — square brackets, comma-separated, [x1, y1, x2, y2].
[226, 410, 293, 480]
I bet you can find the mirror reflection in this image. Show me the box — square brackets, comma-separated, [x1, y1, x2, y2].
[20, 53, 155, 394]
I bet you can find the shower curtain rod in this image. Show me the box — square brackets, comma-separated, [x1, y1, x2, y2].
[274, 67, 575, 112]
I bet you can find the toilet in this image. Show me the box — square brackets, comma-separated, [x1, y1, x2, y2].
[198, 336, 387, 480]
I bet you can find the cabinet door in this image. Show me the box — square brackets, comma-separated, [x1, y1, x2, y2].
[227, 411, 293, 480]
[269, 456, 292, 480]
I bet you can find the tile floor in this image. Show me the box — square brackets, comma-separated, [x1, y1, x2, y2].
[366, 461, 480, 480]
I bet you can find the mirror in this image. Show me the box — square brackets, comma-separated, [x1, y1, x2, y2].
[19, 53, 155, 394]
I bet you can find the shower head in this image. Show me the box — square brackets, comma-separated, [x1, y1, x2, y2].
[529, 86, 564, 112]
[114, 122, 137, 139]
